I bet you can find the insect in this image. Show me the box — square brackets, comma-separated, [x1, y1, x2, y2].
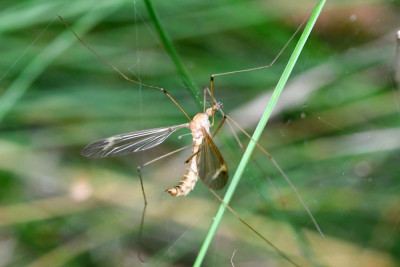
[58, 3, 324, 264]
[80, 97, 228, 197]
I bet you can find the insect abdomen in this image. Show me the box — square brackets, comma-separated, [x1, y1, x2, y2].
[166, 141, 200, 196]
[166, 169, 197, 196]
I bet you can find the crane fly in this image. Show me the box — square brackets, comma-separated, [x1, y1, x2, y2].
[81, 102, 228, 196]
[58, 5, 323, 265]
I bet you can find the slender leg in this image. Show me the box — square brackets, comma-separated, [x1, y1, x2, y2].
[207, 188, 299, 267]
[210, 76, 215, 126]
[207, 88, 286, 206]
[203, 107, 300, 262]
[209, 14, 308, 81]
[207, 13, 310, 129]
[203, 87, 207, 113]
[135, 145, 191, 262]
[211, 115, 226, 138]
[185, 150, 199, 164]
[136, 166, 147, 263]
[206, 87, 322, 236]
[395, 30, 400, 87]
[58, 16, 192, 122]
[198, 109, 297, 264]
[224, 114, 324, 238]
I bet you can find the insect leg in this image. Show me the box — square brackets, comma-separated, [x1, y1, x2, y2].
[395, 30, 400, 88]
[224, 114, 324, 238]
[58, 16, 192, 122]
[135, 145, 191, 262]
[213, 113, 287, 207]
[211, 115, 226, 138]
[184, 150, 199, 164]
[197, 103, 297, 262]
[207, 13, 310, 127]
[208, 88, 287, 205]
[203, 87, 207, 113]
[207, 188, 299, 267]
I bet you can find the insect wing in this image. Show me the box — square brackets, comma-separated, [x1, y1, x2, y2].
[81, 123, 189, 158]
[197, 132, 228, 190]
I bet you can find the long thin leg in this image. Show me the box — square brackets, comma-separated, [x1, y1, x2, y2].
[202, 113, 299, 264]
[208, 88, 286, 205]
[207, 88, 320, 234]
[184, 151, 198, 164]
[395, 30, 400, 87]
[208, 14, 310, 126]
[211, 114, 226, 138]
[58, 16, 192, 122]
[226, 116, 287, 206]
[225, 115, 324, 238]
[135, 145, 191, 262]
[208, 188, 299, 267]
[203, 87, 207, 113]
[136, 167, 147, 263]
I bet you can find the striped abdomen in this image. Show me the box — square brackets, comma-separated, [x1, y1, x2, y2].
[166, 139, 201, 196]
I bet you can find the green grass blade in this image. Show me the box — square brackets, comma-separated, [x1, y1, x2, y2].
[143, 0, 202, 110]
[194, 1, 326, 265]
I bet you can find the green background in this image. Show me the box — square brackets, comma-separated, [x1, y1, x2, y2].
[0, 0, 399, 266]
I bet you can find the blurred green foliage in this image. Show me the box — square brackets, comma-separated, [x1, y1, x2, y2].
[0, 0, 399, 266]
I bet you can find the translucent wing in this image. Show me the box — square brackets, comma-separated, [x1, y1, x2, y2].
[81, 123, 189, 158]
[197, 130, 229, 190]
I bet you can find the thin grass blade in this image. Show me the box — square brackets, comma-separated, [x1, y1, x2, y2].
[194, 1, 326, 265]
[143, 0, 202, 109]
